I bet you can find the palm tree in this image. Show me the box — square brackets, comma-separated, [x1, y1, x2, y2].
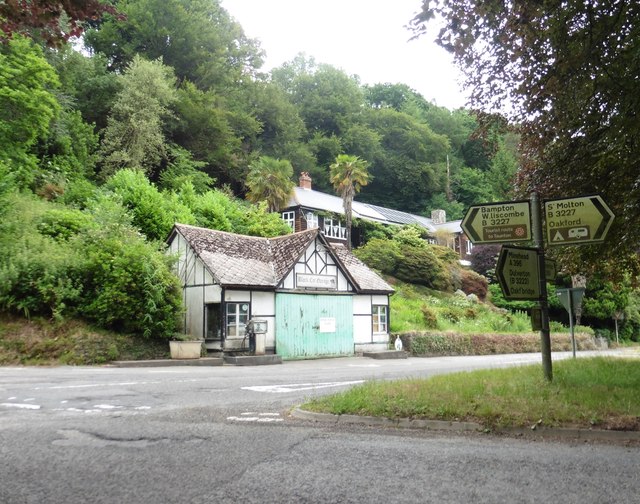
[329, 154, 370, 249]
[245, 156, 295, 213]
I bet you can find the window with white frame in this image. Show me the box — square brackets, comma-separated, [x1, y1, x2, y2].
[281, 211, 295, 229]
[372, 305, 388, 333]
[323, 217, 346, 239]
[226, 302, 249, 338]
[305, 211, 319, 229]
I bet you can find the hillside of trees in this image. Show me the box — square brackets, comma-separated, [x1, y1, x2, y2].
[1, 0, 638, 345]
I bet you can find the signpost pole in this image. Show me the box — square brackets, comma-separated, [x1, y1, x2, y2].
[532, 192, 552, 381]
[569, 293, 576, 359]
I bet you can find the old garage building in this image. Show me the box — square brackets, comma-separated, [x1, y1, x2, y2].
[167, 224, 394, 359]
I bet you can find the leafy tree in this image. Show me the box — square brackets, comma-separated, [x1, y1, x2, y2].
[411, 1, 640, 271]
[36, 109, 100, 186]
[99, 55, 177, 178]
[245, 156, 295, 213]
[0, 36, 60, 187]
[272, 56, 364, 138]
[242, 80, 308, 161]
[170, 81, 241, 185]
[176, 182, 290, 237]
[157, 145, 214, 194]
[105, 169, 195, 241]
[46, 47, 121, 131]
[452, 166, 495, 207]
[330, 154, 370, 249]
[361, 107, 449, 212]
[0, 0, 117, 47]
[84, 0, 262, 89]
[487, 136, 519, 199]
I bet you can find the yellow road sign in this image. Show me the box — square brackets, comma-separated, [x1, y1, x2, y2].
[496, 246, 541, 301]
[545, 195, 614, 246]
[461, 201, 532, 244]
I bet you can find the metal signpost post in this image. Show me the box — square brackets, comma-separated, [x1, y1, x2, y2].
[556, 288, 586, 359]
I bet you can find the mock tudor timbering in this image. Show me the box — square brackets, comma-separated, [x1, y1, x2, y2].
[167, 224, 394, 358]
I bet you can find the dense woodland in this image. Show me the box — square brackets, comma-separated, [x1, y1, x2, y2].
[1, 0, 638, 342]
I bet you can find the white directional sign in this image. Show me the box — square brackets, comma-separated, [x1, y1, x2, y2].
[545, 195, 614, 246]
[496, 246, 541, 300]
[461, 201, 532, 244]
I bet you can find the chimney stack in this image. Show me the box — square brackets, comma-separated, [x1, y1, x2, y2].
[299, 172, 312, 190]
[431, 209, 446, 225]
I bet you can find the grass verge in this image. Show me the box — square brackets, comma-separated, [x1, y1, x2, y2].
[0, 314, 170, 365]
[302, 357, 640, 431]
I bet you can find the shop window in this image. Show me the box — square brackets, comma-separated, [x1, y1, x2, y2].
[226, 302, 249, 338]
[372, 305, 388, 333]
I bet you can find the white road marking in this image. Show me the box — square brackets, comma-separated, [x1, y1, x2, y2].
[1, 403, 41, 410]
[227, 412, 284, 423]
[242, 380, 364, 393]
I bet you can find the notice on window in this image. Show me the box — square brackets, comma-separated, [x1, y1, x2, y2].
[319, 317, 336, 333]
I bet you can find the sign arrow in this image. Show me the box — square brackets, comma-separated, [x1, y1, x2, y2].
[544, 195, 614, 246]
[461, 201, 532, 245]
[496, 246, 541, 301]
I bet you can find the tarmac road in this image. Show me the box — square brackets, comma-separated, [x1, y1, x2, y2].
[0, 351, 638, 503]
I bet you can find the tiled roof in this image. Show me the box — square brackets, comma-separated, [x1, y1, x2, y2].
[171, 224, 393, 293]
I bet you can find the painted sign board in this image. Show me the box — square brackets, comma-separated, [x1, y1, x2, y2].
[496, 246, 541, 300]
[296, 273, 337, 290]
[319, 317, 336, 333]
[461, 201, 532, 244]
[545, 195, 614, 246]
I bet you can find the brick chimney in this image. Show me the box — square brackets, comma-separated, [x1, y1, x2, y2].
[431, 209, 446, 225]
[299, 172, 312, 190]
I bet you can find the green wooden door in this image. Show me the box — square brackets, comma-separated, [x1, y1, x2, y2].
[275, 293, 353, 359]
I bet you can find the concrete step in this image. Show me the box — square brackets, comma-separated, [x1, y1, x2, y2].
[362, 350, 408, 360]
[223, 355, 282, 366]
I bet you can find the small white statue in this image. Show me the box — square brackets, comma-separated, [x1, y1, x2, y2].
[394, 335, 403, 351]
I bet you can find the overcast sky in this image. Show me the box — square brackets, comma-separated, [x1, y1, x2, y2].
[221, 0, 469, 110]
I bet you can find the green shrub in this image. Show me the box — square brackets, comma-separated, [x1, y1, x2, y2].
[460, 269, 488, 300]
[395, 245, 453, 291]
[80, 231, 182, 339]
[354, 238, 402, 275]
[36, 207, 95, 240]
[106, 169, 196, 241]
[420, 305, 438, 328]
[0, 192, 183, 339]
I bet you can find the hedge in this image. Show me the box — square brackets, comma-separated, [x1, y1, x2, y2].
[395, 331, 598, 357]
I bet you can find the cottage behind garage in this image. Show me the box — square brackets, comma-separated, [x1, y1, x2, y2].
[167, 224, 394, 359]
